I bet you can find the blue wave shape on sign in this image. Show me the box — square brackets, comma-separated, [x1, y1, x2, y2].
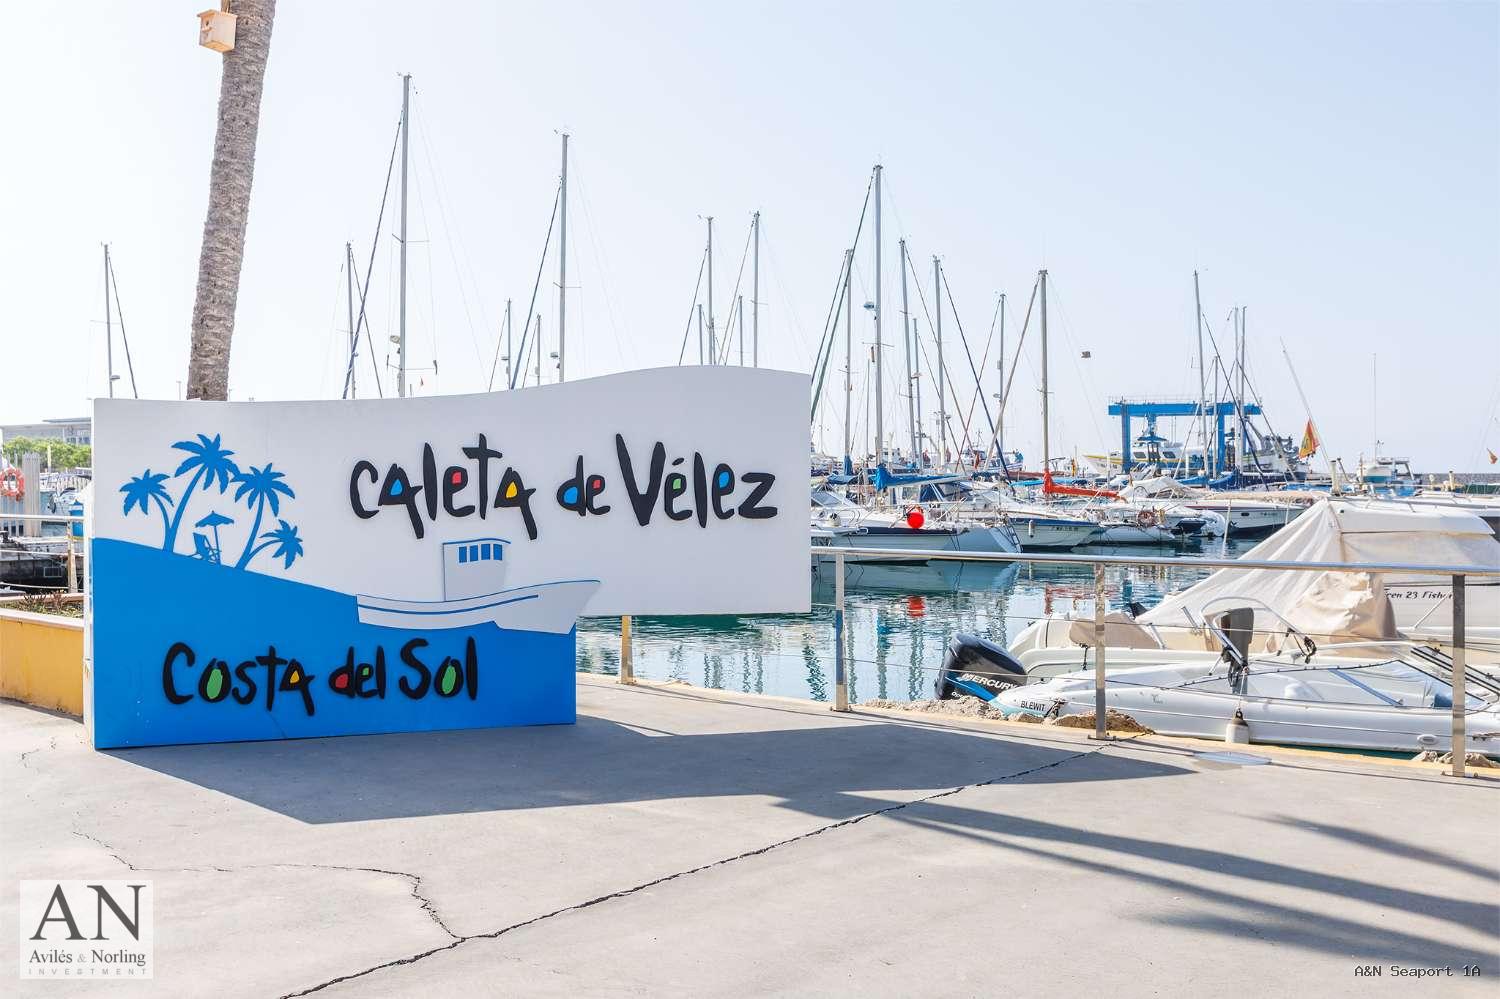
[91, 540, 577, 749]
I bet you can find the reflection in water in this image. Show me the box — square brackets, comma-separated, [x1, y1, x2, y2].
[577, 539, 1259, 704]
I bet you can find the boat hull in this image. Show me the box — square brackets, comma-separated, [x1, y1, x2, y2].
[1186, 503, 1302, 537]
[1011, 518, 1100, 551]
[997, 675, 1500, 754]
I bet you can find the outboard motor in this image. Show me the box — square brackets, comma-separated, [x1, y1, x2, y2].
[934, 633, 1028, 701]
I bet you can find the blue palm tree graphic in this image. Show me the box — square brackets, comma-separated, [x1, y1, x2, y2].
[163, 434, 239, 552]
[119, 470, 174, 535]
[231, 463, 296, 569]
[244, 519, 305, 569]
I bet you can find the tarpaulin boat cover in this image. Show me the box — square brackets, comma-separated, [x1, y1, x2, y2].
[1141, 500, 1500, 645]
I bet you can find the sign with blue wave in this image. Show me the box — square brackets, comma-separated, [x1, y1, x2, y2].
[89, 368, 808, 748]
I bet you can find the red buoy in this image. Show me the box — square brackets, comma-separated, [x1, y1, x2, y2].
[906, 506, 925, 529]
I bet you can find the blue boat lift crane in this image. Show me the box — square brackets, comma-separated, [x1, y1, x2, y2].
[1108, 399, 1261, 475]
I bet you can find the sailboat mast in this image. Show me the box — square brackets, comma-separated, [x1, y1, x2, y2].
[873, 164, 883, 467]
[705, 216, 716, 364]
[899, 239, 914, 462]
[103, 243, 115, 399]
[1194, 270, 1207, 475]
[397, 73, 411, 398]
[751, 210, 760, 367]
[1040, 268, 1050, 479]
[912, 317, 924, 463]
[557, 132, 569, 382]
[346, 242, 356, 399]
[934, 256, 945, 464]
[738, 295, 745, 366]
[105, 250, 138, 399]
[1230, 303, 1242, 471]
[535, 314, 543, 385]
[1241, 306, 1249, 466]
[504, 299, 513, 389]
[697, 304, 705, 365]
[997, 292, 1006, 460]
[843, 247, 854, 466]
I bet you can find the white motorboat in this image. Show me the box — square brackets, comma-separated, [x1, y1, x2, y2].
[1116, 476, 1310, 539]
[912, 480, 1101, 550]
[810, 488, 1020, 554]
[356, 537, 599, 634]
[1005, 507, 1105, 551]
[992, 651, 1500, 755]
[937, 616, 1500, 755]
[1187, 499, 1303, 537]
[1087, 502, 1211, 545]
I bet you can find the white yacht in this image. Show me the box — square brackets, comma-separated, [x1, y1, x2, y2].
[810, 487, 1020, 555]
[1120, 475, 1307, 538]
[938, 611, 1500, 755]
[909, 480, 1101, 550]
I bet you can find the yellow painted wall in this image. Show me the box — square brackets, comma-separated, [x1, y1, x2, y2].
[0, 609, 84, 716]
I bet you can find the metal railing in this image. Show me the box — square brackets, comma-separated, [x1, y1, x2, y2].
[13, 512, 1494, 778]
[0, 513, 84, 594]
[785, 544, 1498, 779]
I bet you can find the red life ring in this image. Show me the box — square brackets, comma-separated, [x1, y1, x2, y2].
[0, 467, 22, 500]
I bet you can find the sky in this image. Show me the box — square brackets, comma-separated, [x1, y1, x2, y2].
[3, 1, 1497, 471]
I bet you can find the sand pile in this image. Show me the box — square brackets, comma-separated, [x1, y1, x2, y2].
[863, 696, 1006, 719]
[1412, 750, 1496, 767]
[1046, 709, 1154, 734]
[861, 698, 1149, 733]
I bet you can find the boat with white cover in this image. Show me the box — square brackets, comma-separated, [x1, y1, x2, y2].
[1010, 499, 1500, 672]
[940, 611, 1500, 754]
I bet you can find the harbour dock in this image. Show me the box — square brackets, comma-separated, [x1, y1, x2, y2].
[4, 674, 1495, 996]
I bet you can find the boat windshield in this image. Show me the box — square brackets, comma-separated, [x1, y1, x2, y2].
[811, 489, 861, 510]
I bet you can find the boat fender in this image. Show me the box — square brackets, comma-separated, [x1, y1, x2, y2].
[1225, 709, 1251, 745]
[906, 506, 925, 529]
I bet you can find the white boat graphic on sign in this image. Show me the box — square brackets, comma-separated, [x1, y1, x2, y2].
[356, 538, 599, 634]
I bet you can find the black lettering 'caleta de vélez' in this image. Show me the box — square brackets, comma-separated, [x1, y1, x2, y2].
[616, 434, 666, 526]
[349, 434, 537, 540]
[738, 471, 777, 519]
[616, 434, 779, 526]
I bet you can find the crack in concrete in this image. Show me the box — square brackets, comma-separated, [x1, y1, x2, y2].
[280, 740, 1115, 997]
[66, 831, 457, 939]
[18, 736, 59, 772]
[334, 866, 458, 940]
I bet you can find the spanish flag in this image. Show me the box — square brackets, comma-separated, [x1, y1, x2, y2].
[1298, 419, 1320, 459]
[1489, 448, 1497, 465]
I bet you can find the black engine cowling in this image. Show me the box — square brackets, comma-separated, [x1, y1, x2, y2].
[934, 633, 1027, 701]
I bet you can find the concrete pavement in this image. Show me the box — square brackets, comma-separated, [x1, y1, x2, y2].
[3, 676, 1496, 997]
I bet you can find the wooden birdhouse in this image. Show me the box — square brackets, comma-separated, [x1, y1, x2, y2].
[198, 7, 237, 53]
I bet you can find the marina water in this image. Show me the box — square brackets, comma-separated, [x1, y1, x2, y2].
[578, 539, 1259, 703]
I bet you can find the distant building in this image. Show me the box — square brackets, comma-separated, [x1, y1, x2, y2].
[0, 417, 92, 447]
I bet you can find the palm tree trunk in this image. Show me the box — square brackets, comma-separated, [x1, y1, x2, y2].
[187, 0, 278, 401]
[163, 467, 206, 552]
[235, 498, 268, 569]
